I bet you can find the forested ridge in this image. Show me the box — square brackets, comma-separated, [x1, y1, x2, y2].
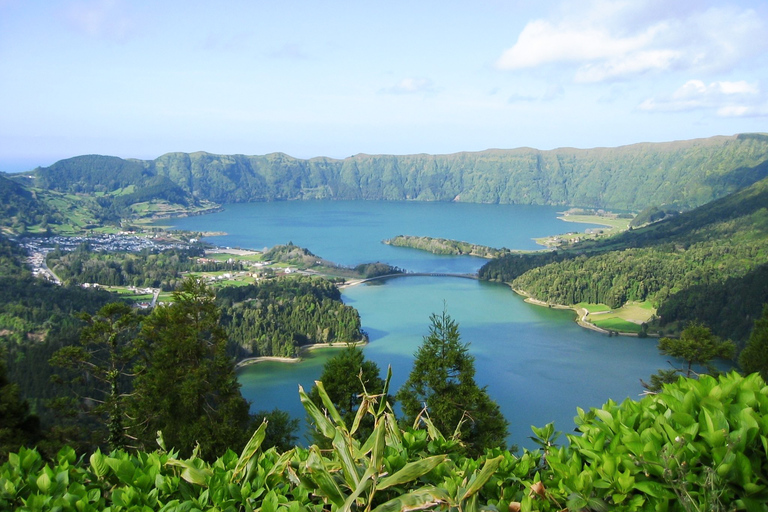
[217, 276, 364, 358]
[480, 175, 768, 339]
[7, 133, 768, 216]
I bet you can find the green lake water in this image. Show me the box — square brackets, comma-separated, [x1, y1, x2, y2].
[164, 201, 670, 447]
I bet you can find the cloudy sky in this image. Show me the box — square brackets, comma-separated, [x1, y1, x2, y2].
[1, 0, 767, 171]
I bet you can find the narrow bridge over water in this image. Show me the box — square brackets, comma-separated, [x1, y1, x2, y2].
[357, 272, 478, 284]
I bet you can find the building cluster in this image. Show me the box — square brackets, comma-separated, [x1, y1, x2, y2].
[19, 234, 196, 285]
[19, 233, 194, 254]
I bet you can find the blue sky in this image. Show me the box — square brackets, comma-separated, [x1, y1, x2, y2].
[1, 0, 767, 172]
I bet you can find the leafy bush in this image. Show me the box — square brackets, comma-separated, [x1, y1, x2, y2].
[1, 372, 766, 511]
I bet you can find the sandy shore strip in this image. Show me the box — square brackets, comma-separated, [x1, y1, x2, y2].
[235, 340, 368, 368]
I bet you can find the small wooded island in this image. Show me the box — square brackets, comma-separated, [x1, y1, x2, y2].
[383, 235, 514, 258]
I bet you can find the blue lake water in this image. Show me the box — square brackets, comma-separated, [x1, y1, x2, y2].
[163, 201, 670, 448]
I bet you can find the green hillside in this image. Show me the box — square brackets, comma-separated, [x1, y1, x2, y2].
[479, 175, 768, 340]
[12, 133, 768, 212]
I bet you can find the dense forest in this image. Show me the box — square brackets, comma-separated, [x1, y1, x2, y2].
[480, 175, 768, 340]
[217, 276, 364, 358]
[5, 134, 768, 220]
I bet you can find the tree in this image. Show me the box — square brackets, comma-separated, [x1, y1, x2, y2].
[307, 345, 386, 446]
[50, 302, 139, 451]
[644, 322, 735, 391]
[396, 309, 508, 456]
[0, 348, 41, 461]
[129, 277, 252, 460]
[739, 304, 768, 380]
[252, 408, 299, 452]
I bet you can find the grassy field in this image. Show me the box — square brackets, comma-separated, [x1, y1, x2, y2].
[558, 214, 631, 230]
[579, 301, 656, 334]
[534, 212, 632, 249]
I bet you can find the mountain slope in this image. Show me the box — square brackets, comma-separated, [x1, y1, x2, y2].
[479, 175, 768, 340]
[15, 133, 768, 211]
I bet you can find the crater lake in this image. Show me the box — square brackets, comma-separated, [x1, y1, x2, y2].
[162, 201, 670, 447]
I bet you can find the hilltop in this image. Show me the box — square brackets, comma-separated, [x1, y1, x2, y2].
[3, 133, 768, 236]
[479, 174, 768, 340]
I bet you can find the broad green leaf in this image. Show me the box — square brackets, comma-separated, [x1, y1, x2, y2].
[315, 380, 346, 429]
[377, 366, 393, 416]
[633, 480, 667, 498]
[36, 472, 51, 493]
[332, 429, 361, 489]
[461, 455, 503, 500]
[371, 486, 450, 512]
[350, 394, 370, 436]
[340, 468, 374, 512]
[165, 459, 212, 487]
[231, 420, 268, 483]
[305, 447, 346, 508]
[89, 450, 109, 479]
[377, 455, 447, 490]
[299, 385, 337, 439]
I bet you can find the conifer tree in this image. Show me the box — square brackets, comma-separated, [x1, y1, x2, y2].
[129, 277, 252, 460]
[0, 348, 41, 461]
[396, 309, 508, 456]
[740, 305, 768, 380]
[50, 302, 139, 451]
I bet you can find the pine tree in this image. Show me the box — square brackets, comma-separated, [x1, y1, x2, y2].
[0, 348, 41, 461]
[129, 277, 252, 460]
[740, 305, 768, 381]
[396, 309, 508, 456]
[50, 302, 139, 451]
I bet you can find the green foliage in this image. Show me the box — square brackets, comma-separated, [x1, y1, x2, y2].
[481, 175, 768, 339]
[0, 348, 41, 462]
[385, 235, 511, 259]
[657, 323, 735, 378]
[129, 277, 253, 460]
[396, 309, 508, 456]
[630, 204, 680, 227]
[49, 302, 139, 451]
[251, 409, 299, 452]
[12, 133, 768, 214]
[3, 372, 767, 511]
[262, 243, 319, 266]
[218, 276, 364, 358]
[740, 305, 768, 381]
[307, 346, 387, 447]
[46, 245, 210, 290]
[353, 262, 404, 278]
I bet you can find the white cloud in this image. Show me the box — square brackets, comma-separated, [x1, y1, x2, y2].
[65, 0, 135, 41]
[496, 1, 767, 83]
[639, 79, 766, 116]
[381, 78, 436, 95]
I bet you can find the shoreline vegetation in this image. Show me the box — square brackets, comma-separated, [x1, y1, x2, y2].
[235, 340, 368, 368]
[511, 286, 657, 337]
[382, 235, 519, 258]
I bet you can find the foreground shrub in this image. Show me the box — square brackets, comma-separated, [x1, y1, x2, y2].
[1, 371, 766, 511]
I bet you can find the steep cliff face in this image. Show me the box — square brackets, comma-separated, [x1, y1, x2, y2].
[25, 133, 768, 211]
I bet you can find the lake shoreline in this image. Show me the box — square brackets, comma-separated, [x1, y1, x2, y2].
[235, 340, 368, 369]
[509, 286, 648, 337]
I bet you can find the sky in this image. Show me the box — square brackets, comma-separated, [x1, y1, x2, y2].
[1, 0, 767, 172]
